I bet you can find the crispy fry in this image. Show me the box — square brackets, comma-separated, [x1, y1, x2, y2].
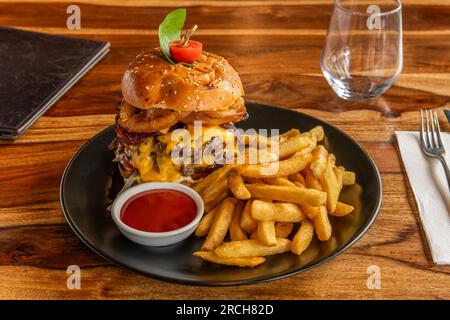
[279, 133, 315, 159]
[292, 179, 320, 220]
[275, 222, 294, 238]
[313, 206, 332, 241]
[303, 167, 323, 191]
[257, 221, 277, 246]
[246, 183, 327, 207]
[291, 219, 315, 255]
[202, 175, 229, 204]
[250, 229, 259, 240]
[263, 177, 296, 187]
[343, 171, 356, 185]
[201, 198, 235, 251]
[195, 206, 219, 237]
[240, 153, 313, 178]
[215, 239, 291, 258]
[320, 155, 340, 213]
[288, 173, 306, 186]
[310, 145, 328, 178]
[244, 177, 264, 184]
[230, 201, 248, 241]
[301, 204, 320, 220]
[330, 201, 354, 217]
[309, 126, 324, 142]
[251, 200, 306, 222]
[204, 190, 228, 212]
[194, 165, 232, 194]
[193, 251, 265, 267]
[240, 199, 258, 233]
[333, 166, 344, 191]
[229, 171, 251, 200]
[279, 128, 301, 142]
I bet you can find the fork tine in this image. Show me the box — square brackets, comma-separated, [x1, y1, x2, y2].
[420, 110, 426, 147]
[425, 110, 433, 148]
[430, 109, 437, 148]
[434, 110, 445, 151]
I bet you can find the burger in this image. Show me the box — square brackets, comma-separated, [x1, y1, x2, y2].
[111, 47, 246, 184]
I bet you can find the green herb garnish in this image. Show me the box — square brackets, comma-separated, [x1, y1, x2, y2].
[158, 8, 186, 63]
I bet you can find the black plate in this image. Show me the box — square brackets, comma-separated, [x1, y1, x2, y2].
[60, 102, 382, 286]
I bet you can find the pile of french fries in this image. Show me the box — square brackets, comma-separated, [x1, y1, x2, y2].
[193, 126, 357, 267]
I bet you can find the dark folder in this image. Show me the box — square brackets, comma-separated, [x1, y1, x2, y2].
[0, 26, 110, 139]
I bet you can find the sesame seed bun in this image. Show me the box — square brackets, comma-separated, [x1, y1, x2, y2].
[121, 48, 244, 112]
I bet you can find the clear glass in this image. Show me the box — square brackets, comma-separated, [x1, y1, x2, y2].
[321, 0, 403, 101]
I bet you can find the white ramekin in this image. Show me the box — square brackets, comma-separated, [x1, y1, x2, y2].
[110, 182, 204, 246]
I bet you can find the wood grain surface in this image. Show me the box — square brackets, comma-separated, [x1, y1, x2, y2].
[0, 0, 449, 299]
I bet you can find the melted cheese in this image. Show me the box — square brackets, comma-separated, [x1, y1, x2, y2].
[132, 126, 240, 183]
[132, 137, 180, 182]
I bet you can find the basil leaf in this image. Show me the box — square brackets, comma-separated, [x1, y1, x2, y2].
[158, 8, 186, 63]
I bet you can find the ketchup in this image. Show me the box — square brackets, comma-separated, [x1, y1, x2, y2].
[120, 189, 197, 232]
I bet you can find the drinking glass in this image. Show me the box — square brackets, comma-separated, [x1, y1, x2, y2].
[321, 0, 402, 101]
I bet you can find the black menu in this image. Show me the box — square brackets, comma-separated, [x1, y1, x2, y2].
[0, 26, 110, 139]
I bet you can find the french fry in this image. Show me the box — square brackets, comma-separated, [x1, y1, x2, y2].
[263, 177, 296, 187]
[230, 201, 248, 241]
[303, 167, 323, 191]
[194, 165, 232, 194]
[195, 206, 219, 237]
[244, 177, 264, 184]
[330, 201, 354, 217]
[193, 251, 265, 267]
[250, 229, 259, 240]
[301, 204, 320, 220]
[204, 191, 228, 212]
[343, 171, 356, 185]
[313, 206, 332, 241]
[251, 200, 306, 222]
[278, 133, 315, 159]
[310, 145, 328, 178]
[288, 173, 306, 186]
[201, 198, 235, 251]
[275, 222, 294, 238]
[279, 128, 301, 142]
[240, 199, 258, 233]
[291, 219, 314, 255]
[215, 239, 291, 258]
[333, 166, 344, 191]
[202, 176, 229, 205]
[257, 221, 277, 246]
[229, 171, 251, 200]
[320, 154, 340, 213]
[240, 153, 313, 178]
[291, 180, 320, 220]
[309, 126, 324, 142]
[246, 183, 327, 207]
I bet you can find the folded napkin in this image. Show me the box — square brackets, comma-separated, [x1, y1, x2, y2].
[396, 131, 450, 265]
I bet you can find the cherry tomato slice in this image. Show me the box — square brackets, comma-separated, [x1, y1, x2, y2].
[169, 40, 203, 64]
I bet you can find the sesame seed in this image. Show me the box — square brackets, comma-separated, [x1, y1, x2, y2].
[195, 96, 200, 101]
[219, 96, 224, 100]
[187, 96, 191, 100]
[145, 86, 150, 90]
[174, 90, 177, 95]
[161, 84, 165, 87]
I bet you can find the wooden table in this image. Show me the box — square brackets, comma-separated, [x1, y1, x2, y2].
[0, 0, 449, 300]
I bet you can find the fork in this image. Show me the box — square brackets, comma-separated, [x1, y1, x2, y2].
[420, 109, 450, 192]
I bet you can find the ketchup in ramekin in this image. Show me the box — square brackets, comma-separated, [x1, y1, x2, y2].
[120, 189, 197, 233]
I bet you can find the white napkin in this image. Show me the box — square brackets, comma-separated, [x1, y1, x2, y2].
[396, 131, 450, 265]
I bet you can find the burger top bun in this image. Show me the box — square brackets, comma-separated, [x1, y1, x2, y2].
[121, 48, 244, 112]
